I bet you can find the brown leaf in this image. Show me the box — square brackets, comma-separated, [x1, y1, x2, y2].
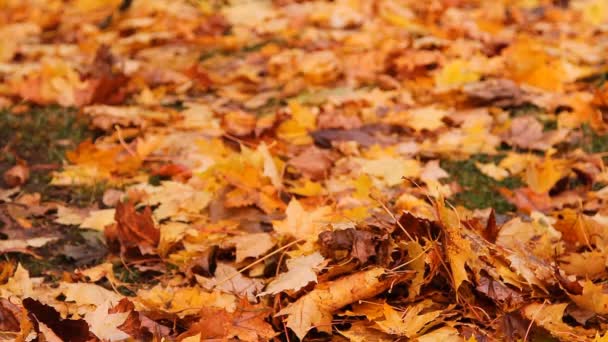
[476, 275, 525, 311]
[498, 187, 553, 213]
[289, 146, 334, 180]
[150, 163, 192, 182]
[311, 126, 395, 148]
[108, 298, 170, 340]
[3, 164, 29, 187]
[224, 110, 257, 136]
[318, 228, 390, 264]
[463, 79, 528, 107]
[178, 300, 275, 341]
[22, 298, 90, 342]
[0, 298, 21, 332]
[317, 111, 362, 130]
[105, 200, 160, 256]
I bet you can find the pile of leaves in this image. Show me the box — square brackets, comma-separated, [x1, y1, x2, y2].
[3, 0, 608, 340]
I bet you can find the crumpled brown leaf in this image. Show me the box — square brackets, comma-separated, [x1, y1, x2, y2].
[3, 164, 29, 187]
[318, 228, 390, 264]
[289, 146, 334, 180]
[504, 116, 568, 151]
[108, 298, 170, 340]
[22, 297, 91, 342]
[105, 200, 160, 257]
[463, 79, 528, 107]
[177, 299, 275, 341]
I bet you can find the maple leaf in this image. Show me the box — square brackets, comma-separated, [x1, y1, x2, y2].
[567, 280, 608, 315]
[337, 321, 393, 342]
[277, 267, 414, 340]
[258, 252, 325, 296]
[84, 300, 130, 341]
[226, 232, 275, 263]
[197, 263, 264, 301]
[22, 298, 90, 342]
[78, 208, 116, 231]
[136, 285, 236, 318]
[375, 301, 444, 337]
[318, 228, 389, 264]
[105, 200, 159, 256]
[356, 157, 422, 187]
[521, 302, 598, 341]
[178, 300, 275, 341]
[436, 200, 474, 291]
[475, 162, 509, 181]
[272, 198, 332, 240]
[289, 146, 334, 180]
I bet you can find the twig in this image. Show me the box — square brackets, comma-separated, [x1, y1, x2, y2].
[213, 238, 304, 287]
[114, 125, 137, 157]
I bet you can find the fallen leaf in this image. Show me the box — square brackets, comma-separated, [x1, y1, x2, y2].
[289, 146, 334, 180]
[197, 263, 264, 301]
[521, 302, 597, 341]
[318, 228, 389, 264]
[272, 198, 332, 241]
[84, 300, 130, 341]
[178, 300, 275, 341]
[227, 233, 275, 263]
[277, 267, 414, 340]
[375, 301, 444, 337]
[567, 280, 608, 315]
[475, 162, 509, 181]
[3, 164, 29, 187]
[259, 252, 325, 296]
[79, 209, 116, 231]
[463, 79, 527, 107]
[22, 297, 90, 342]
[0, 237, 57, 253]
[105, 200, 159, 256]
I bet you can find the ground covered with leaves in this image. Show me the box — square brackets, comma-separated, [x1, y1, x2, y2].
[3, 0, 608, 341]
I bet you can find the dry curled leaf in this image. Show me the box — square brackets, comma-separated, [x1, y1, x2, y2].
[105, 200, 159, 256]
[277, 267, 414, 340]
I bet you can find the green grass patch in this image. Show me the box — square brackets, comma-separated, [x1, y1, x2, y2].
[441, 154, 523, 213]
[581, 124, 608, 154]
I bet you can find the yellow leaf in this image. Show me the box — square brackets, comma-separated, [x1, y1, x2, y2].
[434, 59, 481, 90]
[79, 209, 116, 231]
[353, 174, 373, 199]
[577, 0, 608, 25]
[272, 198, 332, 240]
[568, 280, 608, 315]
[289, 179, 325, 197]
[525, 155, 571, 194]
[417, 326, 463, 342]
[475, 162, 509, 181]
[375, 301, 443, 337]
[227, 233, 275, 263]
[84, 300, 130, 341]
[405, 107, 448, 131]
[136, 285, 236, 318]
[522, 302, 598, 340]
[60, 282, 122, 307]
[357, 157, 422, 187]
[158, 221, 189, 257]
[258, 252, 325, 296]
[54, 205, 87, 225]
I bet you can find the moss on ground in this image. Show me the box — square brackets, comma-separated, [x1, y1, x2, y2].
[0, 106, 108, 205]
[441, 154, 523, 213]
